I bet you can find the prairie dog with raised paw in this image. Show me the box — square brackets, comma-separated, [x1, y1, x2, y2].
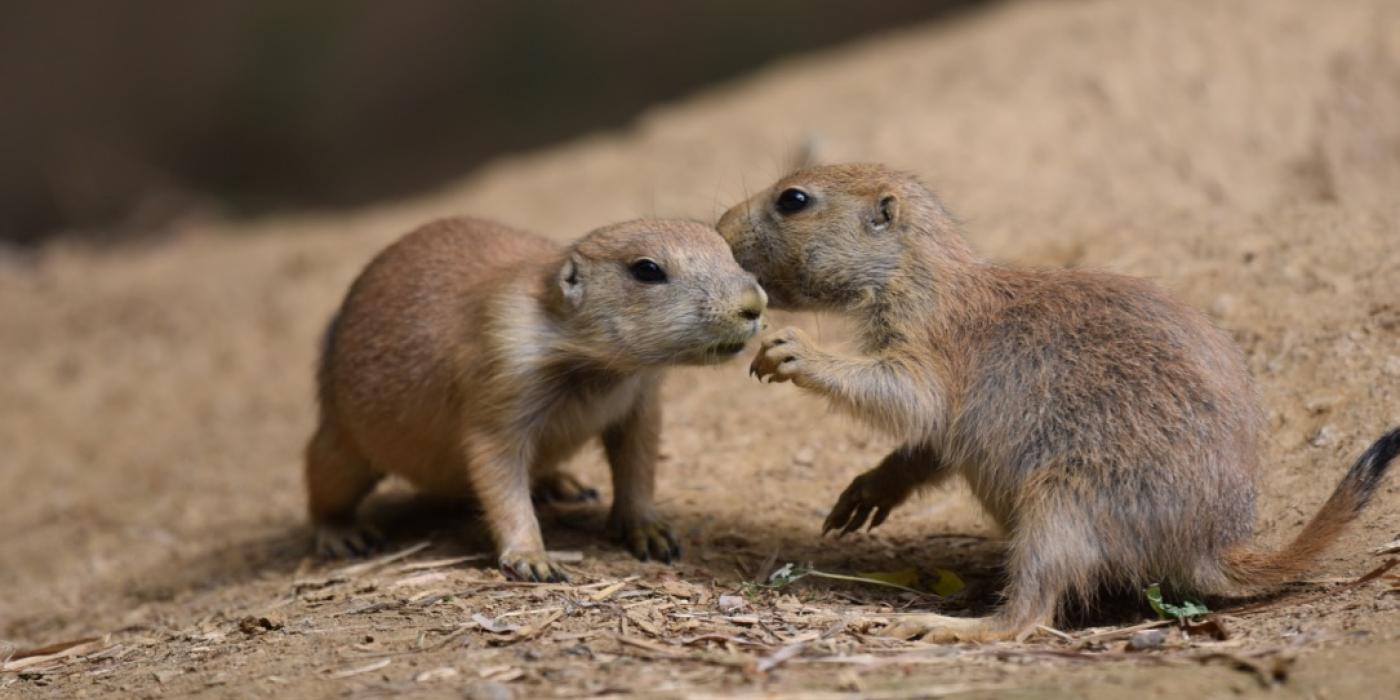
[717, 163, 1398, 640]
[307, 217, 767, 581]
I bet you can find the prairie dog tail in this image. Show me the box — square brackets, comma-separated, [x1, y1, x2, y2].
[1224, 427, 1400, 587]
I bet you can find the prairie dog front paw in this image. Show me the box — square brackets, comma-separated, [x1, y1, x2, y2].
[750, 327, 817, 385]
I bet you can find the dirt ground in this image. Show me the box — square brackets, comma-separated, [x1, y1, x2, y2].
[4, 0, 1400, 697]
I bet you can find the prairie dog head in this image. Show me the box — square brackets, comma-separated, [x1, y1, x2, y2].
[716, 163, 967, 311]
[552, 219, 767, 367]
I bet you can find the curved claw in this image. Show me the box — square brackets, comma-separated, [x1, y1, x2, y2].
[822, 470, 902, 538]
[749, 327, 807, 384]
[617, 516, 681, 564]
[315, 523, 385, 559]
[822, 500, 852, 536]
[839, 503, 875, 537]
[500, 551, 568, 583]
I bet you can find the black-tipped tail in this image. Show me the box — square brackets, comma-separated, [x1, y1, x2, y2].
[1225, 426, 1400, 586]
[1340, 426, 1400, 513]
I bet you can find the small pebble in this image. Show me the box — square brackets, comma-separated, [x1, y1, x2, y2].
[1127, 628, 1167, 651]
[1210, 294, 1236, 318]
[717, 595, 747, 613]
[1384, 355, 1400, 378]
[463, 681, 513, 700]
[416, 667, 459, 683]
[1310, 425, 1338, 448]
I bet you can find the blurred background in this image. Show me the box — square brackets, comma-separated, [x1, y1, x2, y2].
[0, 0, 986, 245]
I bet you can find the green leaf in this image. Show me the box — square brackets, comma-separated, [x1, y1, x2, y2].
[930, 568, 965, 597]
[1145, 583, 1209, 620]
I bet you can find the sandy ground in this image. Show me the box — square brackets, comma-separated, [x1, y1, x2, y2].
[3, 0, 1400, 697]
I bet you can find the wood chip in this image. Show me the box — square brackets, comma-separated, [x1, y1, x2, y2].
[332, 541, 432, 578]
[2, 638, 107, 672]
[514, 610, 565, 642]
[472, 614, 520, 634]
[396, 555, 492, 572]
[757, 641, 808, 672]
[617, 635, 684, 658]
[1372, 539, 1400, 556]
[153, 669, 183, 684]
[8, 637, 101, 661]
[478, 663, 523, 682]
[624, 610, 664, 637]
[1075, 619, 1172, 643]
[490, 668, 524, 683]
[330, 658, 391, 679]
[589, 580, 629, 602]
[391, 571, 450, 589]
[658, 580, 699, 599]
[414, 667, 460, 682]
[1036, 624, 1074, 642]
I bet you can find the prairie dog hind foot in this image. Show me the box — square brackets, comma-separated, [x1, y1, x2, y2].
[531, 471, 601, 505]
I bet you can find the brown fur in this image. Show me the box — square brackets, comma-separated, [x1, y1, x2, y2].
[718, 163, 1399, 640]
[308, 216, 766, 581]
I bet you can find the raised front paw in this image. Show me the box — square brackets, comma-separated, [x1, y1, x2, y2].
[611, 511, 681, 564]
[822, 469, 906, 537]
[749, 327, 816, 385]
[499, 550, 569, 583]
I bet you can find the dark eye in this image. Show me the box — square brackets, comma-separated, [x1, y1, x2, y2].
[629, 258, 667, 284]
[775, 188, 811, 214]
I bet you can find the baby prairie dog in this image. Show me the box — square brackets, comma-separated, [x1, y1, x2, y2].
[307, 217, 766, 582]
[718, 163, 1399, 640]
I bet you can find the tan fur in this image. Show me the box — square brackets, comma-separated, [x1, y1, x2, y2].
[719, 164, 1398, 640]
[308, 216, 766, 581]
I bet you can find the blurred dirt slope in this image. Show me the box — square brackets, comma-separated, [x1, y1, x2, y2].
[2, 0, 1399, 697]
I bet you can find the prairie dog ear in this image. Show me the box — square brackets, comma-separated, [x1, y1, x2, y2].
[869, 192, 899, 232]
[557, 253, 585, 308]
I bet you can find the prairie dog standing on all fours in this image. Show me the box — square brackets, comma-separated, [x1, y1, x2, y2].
[718, 163, 1399, 640]
[306, 216, 766, 582]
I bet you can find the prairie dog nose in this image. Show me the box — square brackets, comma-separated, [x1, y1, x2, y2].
[738, 282, 768, 321]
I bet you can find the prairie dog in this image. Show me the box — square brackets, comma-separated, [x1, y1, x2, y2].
[307, 217, 766, 581]
[717, 163, 1399, 640]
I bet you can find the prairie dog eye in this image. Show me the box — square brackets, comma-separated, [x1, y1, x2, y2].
[775, 188, 811, 214]
[629, 258, 667, 284]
